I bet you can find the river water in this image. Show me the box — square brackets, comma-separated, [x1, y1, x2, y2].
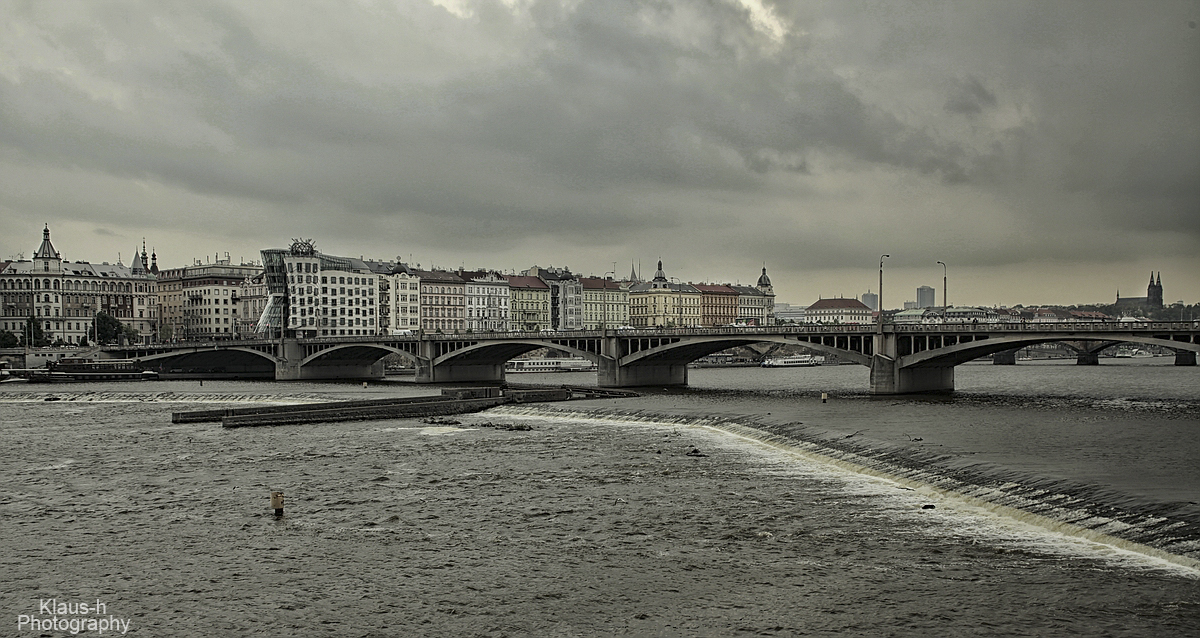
[1, 358, 1197, 636]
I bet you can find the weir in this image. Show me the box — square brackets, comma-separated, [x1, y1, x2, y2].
[489, 404, 1200, 569]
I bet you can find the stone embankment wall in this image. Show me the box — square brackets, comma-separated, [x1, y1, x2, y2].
[221, 396, 510, 428]
[171, 386, 584, 428]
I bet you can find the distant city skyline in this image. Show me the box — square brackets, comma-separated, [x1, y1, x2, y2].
[0, 225, 1190, 310]
[0, 2, 1196, 308]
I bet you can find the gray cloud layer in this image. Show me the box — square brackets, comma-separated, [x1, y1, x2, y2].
[1, 0, 1197, 305]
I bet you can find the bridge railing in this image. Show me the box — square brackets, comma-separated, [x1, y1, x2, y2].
[888, 320, 1197, 333]
[103, 320, 1196, 351]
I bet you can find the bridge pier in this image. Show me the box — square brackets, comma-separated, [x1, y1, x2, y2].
[870, 354, 954, 394]
[870, 332, 954, 394]
[1076, 352, 1100, 365]
[992, 348, 1019, 365]
[1176, 350, 1197, 366]
[413, 339, 505, 383]
[275, 338, 386, 381]
[415, 362, 505, 383]
[598, 357, 688, 387]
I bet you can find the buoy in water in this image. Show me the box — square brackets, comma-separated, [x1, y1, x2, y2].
[821, 392, 828, 403]
[271, 491, 285, 517]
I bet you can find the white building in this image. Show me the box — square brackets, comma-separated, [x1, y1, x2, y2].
[237, 273, 269, 337]
[387, 266, 422, 332]
[774, 302, 807, 324]
[159, 258, 262, 341]
[731, 267, 776, 326]
[1, 226, 158, 345]
[459, 270, 510, 332]
[945, 306, 1002, 323]
[804, 298, 873, 324]
[260, 241, 382, 337]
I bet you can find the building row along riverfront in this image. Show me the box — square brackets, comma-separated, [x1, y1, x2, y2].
[1, 229, 778, 344]
[157, 258, 264, 341]
[1, 226, 159, 345]
[252, 243, 777, 338]
[888, 306, 1129, 325]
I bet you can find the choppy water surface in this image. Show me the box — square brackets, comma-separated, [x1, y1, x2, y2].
[1, 363, 1198, 636]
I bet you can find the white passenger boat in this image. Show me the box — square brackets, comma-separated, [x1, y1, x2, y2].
[760, 355, 824, 368]
[505, 357, 597, 373]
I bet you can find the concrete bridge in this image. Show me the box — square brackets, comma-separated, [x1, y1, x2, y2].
[94, 321, 1200, 394]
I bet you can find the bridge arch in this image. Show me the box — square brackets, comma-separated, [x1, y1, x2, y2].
[901, 334, 1200, 368]
[132, 346, 280, 378]
[299, 342, 420, 368]
[619, 335, 873, 367]
[431, 339, 600, 367]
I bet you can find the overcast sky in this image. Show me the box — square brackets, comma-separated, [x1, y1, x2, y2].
[1, 0, 1197, 308]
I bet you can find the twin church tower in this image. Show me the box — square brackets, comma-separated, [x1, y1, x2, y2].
[1116, 272, 1164, 310]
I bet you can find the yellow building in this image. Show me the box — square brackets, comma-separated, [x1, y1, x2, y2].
[503, 275, 551, 331]
[628, 261, 700, 328]
[579, 277, 629, 329]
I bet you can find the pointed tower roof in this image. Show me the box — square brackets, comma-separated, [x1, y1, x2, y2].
[628, 261, 640, 283]
[150, 248, 159, 274]
[130, 245, 144, 274]
[33, 224, 59, 260]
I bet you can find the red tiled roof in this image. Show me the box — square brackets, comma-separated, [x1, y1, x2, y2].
[579, 277, 622, 290]
[693, 284, 738, 294]
[807, 298, 871, 310]
[502, 275, 549, 289]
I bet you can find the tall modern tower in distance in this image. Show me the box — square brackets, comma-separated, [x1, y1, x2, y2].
[861, 290, 878, 311]
[916, 286, 936, 309]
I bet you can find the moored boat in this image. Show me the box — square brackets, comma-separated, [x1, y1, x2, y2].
[760, 355, 824, 368]
[505, 357, 597, 373]
[27, 358, 158, 383]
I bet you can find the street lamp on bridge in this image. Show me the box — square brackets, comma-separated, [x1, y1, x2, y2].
[669, 277, 684, 329]
[936, 261, 947, 311]
[603, 270, 615, 331]
[878, 254, 890, 332]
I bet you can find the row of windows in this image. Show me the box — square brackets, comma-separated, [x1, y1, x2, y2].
[284, 265, 375, 288]
[291, 296, 376, 308]
[291, 307, 370, 317]
[290, 316, 377, 327]
[290, 286, 374, 297]
[1, 278, 141, 292]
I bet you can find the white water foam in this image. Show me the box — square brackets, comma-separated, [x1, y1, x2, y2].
[485, 404, 1200, 577]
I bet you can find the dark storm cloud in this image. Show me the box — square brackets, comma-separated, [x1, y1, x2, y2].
[0, 0, 1197, 304]
[944, 77, 997, 115]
